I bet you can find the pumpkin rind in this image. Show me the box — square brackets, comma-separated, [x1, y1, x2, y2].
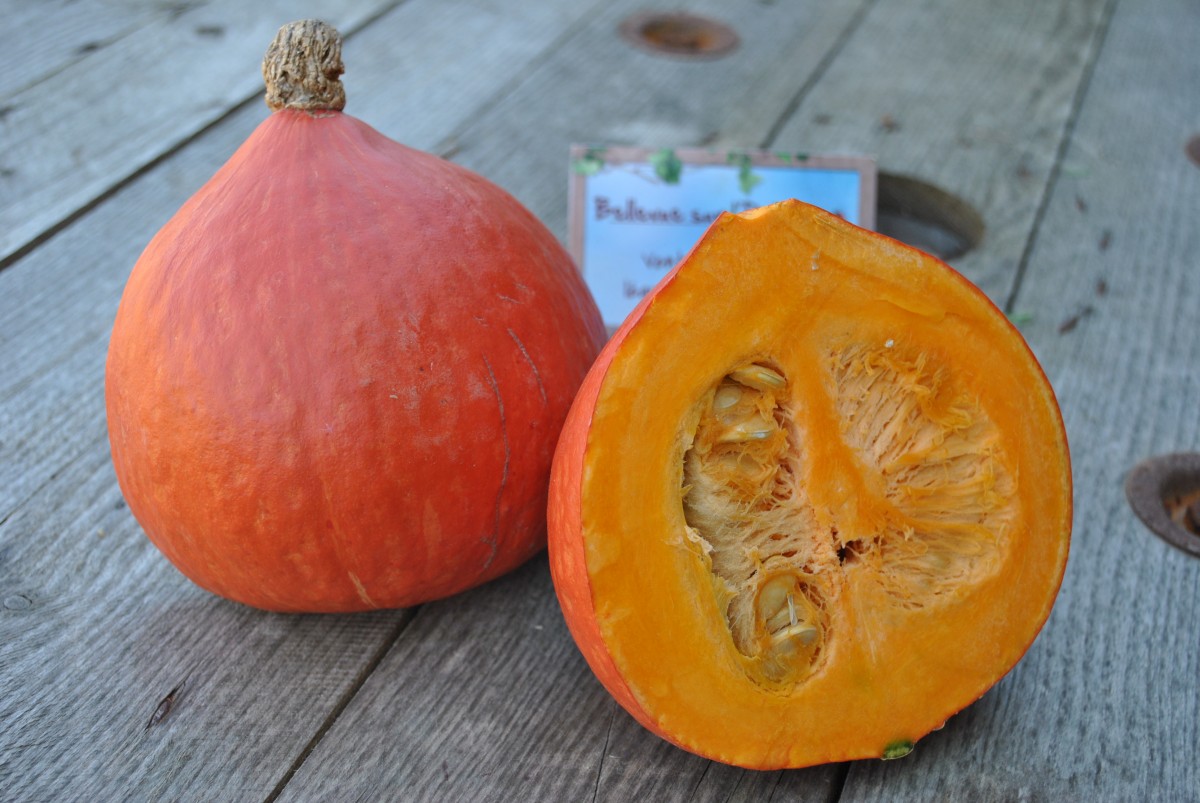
[547, 199, 1071, 769]
[106, 23, 604, 612]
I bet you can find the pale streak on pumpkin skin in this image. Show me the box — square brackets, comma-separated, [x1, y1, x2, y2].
[321, 477, 378, 609]
[481, 356, 509, 571]
[348, 571, 375, 608]
[507, 327, 548, 406]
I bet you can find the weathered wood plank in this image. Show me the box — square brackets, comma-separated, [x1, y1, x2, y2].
[0, 429, 412, 800]
[283, 0, 874, 798]
[588, 709, 845, 802]
[839, 0, 1200, 798]
[0, 102, 260, 528]
[0, 0, 179, 100]
[281, 558, 846, 802]
[0, 0, 398, 266]
[446, 0, 876, 245]
[276, 557, 612, 801]
[769, 0, 1111, 304]
[339, 0, 598, 153]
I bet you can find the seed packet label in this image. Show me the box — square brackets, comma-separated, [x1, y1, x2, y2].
[568, 146, 876, 329]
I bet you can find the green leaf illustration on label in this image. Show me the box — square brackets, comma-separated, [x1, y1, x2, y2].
[727, 152, 763, 194]
[572, 147, 607, 176]
[650, 148, 683, 184]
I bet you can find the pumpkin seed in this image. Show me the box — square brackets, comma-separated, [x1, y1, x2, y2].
[756, 575, 793, 618]
[728, 364, 786, 392]
[713, 385, 742, 409]
[771, 623, 819, 646]
[717, 416, 776, 443]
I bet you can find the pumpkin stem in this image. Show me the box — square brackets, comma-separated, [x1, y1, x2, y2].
[262, 19, 346, 112]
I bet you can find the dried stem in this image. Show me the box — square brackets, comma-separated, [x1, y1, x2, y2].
[262, 19, 346, 112]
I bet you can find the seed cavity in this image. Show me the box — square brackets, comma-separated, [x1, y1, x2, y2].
[829, 343, 1011, 608]
[680, 344, 1016, 690]
[682, 362, 831, 687]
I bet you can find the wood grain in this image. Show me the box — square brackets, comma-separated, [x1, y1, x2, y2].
[0, 100, 268, 530]
[277, 557, 612, 801]
[0, 0, 398, 266]
[0, 0, 171, 100]
[283, 556, 847, 802]
[444, 0, 876, 244]
[0, 429, 412, 799]
[769, 0, 1111, 304]
[840, 0, 1200, 798]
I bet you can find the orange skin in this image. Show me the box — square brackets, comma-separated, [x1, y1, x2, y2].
[107, 109, 604, 611]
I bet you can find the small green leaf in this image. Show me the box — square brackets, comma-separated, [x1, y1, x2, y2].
[649, 148, 683, 184]
[738, 166, 763, 195]
[1007, 311, 1035, 326]
[882, 740, 914, 760]
[727, 152, 762, 195]
[571, 147, 606, 176]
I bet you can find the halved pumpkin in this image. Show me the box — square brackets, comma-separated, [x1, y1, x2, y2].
[548, 199, 1071, 769]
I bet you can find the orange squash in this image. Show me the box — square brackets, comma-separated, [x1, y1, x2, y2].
[106, 20, 604, 612]
[548, 200, 1070, 768]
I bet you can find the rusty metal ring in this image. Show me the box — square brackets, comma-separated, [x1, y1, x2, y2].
[1125, 452, 1200, 558]
[618, 12, 739, 60]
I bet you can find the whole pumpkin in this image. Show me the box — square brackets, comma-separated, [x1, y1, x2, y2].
[106, 20, 604, 612]
[548, 200, 1071, 768]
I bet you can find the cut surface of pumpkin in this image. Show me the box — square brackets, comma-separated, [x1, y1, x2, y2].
[548, 200, 1071, 769]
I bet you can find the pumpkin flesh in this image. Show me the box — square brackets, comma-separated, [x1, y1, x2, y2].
[549, 200, 1070, 768]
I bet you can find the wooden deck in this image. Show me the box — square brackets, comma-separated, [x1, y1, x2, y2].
[2, 0, 1197, 799]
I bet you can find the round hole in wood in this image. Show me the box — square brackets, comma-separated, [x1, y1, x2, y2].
[1125, 452, 1200, 559]
[876, 173, 985, 261]
[1187, 134, 1200, 168]
[619, 12, 739, 60]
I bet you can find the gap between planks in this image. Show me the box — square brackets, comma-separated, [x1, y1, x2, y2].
[264, 607, 420, 803]
[0, 0, 408, 275]
[759, 0, 878, 151]
[432, 0, 613, 160]
[823, 763, 851, 803]
[1002, 0, 1119, 315]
